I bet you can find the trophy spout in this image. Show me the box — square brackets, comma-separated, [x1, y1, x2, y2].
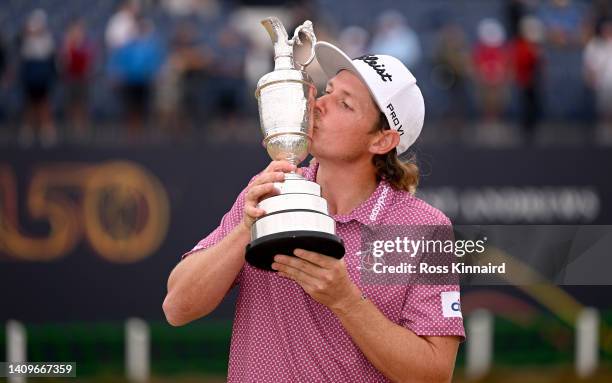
[261, 17, 295, 70]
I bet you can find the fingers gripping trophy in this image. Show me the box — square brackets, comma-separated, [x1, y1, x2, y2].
[245, 17, 345, 271]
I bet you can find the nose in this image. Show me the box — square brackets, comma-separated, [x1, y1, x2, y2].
[314, 93, 328, 116]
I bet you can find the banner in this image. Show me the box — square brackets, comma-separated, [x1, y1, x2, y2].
[1, 144, 611, 321]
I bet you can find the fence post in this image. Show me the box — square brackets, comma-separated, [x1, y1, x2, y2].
[576, 307, 599, 378]
[125, 318, 150, 383]
[6, 320, 27, 383]
[466, 309, 493, 380]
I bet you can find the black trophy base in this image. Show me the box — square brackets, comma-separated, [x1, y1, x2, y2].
[245, 230, 345, 271]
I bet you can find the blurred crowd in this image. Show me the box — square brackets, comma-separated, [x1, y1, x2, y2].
[0, 0, 611, 148]
[0, 0, 252, 147]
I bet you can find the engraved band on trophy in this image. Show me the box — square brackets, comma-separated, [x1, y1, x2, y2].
[245, 17, 345, 271]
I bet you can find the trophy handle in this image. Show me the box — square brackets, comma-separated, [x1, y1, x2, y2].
[291, 20, 317, 69]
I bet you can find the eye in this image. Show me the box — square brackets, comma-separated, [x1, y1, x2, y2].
[341, 101, 353, 111]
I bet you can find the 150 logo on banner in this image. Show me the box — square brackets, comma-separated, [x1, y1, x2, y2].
[0, 161, 170, 263]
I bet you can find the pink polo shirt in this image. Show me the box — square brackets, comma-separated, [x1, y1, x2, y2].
[184, 162, 465, 382]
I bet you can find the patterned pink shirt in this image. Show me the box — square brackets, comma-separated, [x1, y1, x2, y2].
[184, 162, 465, 382]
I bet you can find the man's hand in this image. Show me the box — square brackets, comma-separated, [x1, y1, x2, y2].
[271, 249, 362, 313]
[273, 249, 459, 383]
[242, 161, 298, 230]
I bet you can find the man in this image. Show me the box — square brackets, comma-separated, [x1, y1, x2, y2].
[163, 41, 465, 382]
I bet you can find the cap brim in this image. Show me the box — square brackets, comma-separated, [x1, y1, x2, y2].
[314, 41, 419, 155]
[314, 41, 374, 100]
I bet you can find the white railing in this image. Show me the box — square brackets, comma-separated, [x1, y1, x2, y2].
[464, 307, 601, 380]
[465, 309, 493, 380]
[2, 309, 601, 381]
[6, 320, 26, 383]
[4, 318, 151, 383]
[125, 318, 151, 383]
[575, 308, 600, 379]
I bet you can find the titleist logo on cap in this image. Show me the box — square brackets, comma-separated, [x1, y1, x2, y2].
[356, 55, 393, 82]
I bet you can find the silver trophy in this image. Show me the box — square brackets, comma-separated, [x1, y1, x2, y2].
[245, 17, 345, 271]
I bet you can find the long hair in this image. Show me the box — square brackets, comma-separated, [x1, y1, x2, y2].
[371, 113, 419, 194]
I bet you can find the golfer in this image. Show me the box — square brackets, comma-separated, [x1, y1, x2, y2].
[163, 41, 465, 382]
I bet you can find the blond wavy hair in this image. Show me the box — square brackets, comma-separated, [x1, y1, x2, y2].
[371, 112, 419, 194]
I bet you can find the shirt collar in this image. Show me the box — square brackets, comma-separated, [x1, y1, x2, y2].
[303, 161, 394, 225]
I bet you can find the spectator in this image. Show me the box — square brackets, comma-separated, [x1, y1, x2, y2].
[0, 33, 5, 80]
[584, 0, 612, 40]
[157, 21, 213, 135]
[210, 24, 249, 140]
[584, 19, 612, 145]
[473, 18, 510, 137]
[433, 23, 472, 138]
[369, 10, 422, 69]
[338, 26, 369, 59]
[162, 0, 220, 19]
[506, 0, 529, 39]
[61, 18, 94, 141]
[18, 9, 57, 148]
[538, 0, 585, 47]
[105, 0, 140, 51]
[155, 41, 184, 138]
[109, 18, 164, 139]
[179, 21, 214, 132]
[0, 31, 7, 123]
[510, 16, 545, 144]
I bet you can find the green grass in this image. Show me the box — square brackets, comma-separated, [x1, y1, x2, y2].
[20, 320, 232, 377]
[3, 311, 612, 380]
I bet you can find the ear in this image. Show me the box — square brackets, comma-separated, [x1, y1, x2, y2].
[369, 130, 400, 155]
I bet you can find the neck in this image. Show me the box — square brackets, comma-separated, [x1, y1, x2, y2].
[315, 157, 379, 216]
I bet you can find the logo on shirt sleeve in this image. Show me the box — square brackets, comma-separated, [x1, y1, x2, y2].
[441, 291, 462, 318]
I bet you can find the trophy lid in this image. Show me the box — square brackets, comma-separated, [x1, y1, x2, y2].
[261, 17, 316, 71]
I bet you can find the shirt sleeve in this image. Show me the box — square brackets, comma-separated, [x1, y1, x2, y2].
[399, 217, 466, 341]
[181, 182, 250, 287]
[399, 284, 465, 341]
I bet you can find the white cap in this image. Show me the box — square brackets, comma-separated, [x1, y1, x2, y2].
[314, 41, 425, 155]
